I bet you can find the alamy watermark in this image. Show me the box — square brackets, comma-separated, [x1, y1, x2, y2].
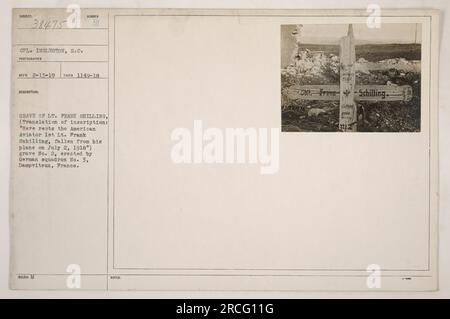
[66, 4, 81, 29]
[366, 264, 382, 289]
[171, 120, 280, 175]
[366, 4, 381, 29]
[66, 263, 81, 289]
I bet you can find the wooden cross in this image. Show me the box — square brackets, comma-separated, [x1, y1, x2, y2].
[286, 24, 413, 132]
[339, 24, 357, 132]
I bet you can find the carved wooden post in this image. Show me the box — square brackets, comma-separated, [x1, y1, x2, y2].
[339, 24, 357, 132]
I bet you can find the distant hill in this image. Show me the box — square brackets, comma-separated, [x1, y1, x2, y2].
[296, 43, 421, 62]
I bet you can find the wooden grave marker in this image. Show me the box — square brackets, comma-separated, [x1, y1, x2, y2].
[286, 24, 413, 132]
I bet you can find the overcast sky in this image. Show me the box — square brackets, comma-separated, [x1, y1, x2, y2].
[282, 23, 422, 45]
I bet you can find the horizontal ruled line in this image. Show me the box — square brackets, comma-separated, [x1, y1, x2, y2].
[16, 60, 108, 63]
[17, 77, 108, 80]
[16, 273, 433, 278]
[15, 44, 108, 46]
[16, 27, 108, 30]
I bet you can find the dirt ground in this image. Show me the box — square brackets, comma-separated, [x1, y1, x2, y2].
[281, 49, 421, 132]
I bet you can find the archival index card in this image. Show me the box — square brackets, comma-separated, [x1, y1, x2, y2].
[10, 8, 440, 291]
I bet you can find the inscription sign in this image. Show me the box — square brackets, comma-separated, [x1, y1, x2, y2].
[285, 85, 412, 102]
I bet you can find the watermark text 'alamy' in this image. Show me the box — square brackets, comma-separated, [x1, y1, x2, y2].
[171, 120, 280, 175]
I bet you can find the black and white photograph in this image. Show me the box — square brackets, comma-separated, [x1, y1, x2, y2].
[281, 23, 422, 132]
